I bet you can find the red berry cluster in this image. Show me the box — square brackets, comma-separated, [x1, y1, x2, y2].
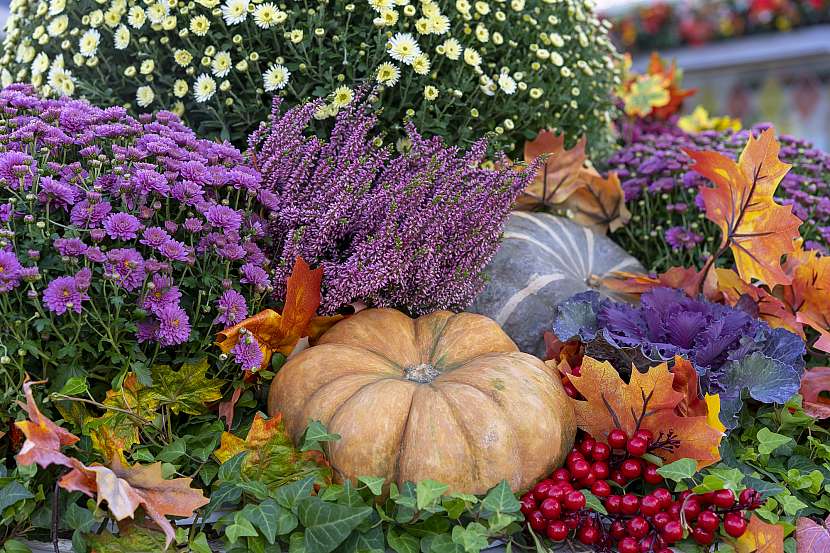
[520, 430, 763, 552]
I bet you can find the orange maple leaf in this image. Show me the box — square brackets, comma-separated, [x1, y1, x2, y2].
[216, 256, 343, 369]
[568, 356, 724, 469]
[687, 128, 802, 287]
[647, 53, 696, 120]
[60, 458, 208, 549]
[733, 515, 784, 553]
[800, 367, 830, 420]
[520, 131, 590, 210]
[714, 268, 804, 337]
[561, 171, 630, 233]
[602, 266, 705, 299]
[14, 379, 79, 469]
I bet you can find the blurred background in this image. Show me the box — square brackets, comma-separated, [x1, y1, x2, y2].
[599, 0, 830, 150]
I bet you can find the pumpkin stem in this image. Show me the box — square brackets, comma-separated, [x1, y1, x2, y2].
[404, 363, 440, 383]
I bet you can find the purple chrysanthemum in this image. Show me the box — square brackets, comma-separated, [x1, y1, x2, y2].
[231, 334, 264, 371]
[140, 226, 171, 248]
[105, 248, 146, 291]
[214, 289, 248, 326]
[664, 226, 704, 250]
[136, 319, 159, 343]
[156, 303, 190, 346]
[103, 212, 141, 240]
[0, 251, 22, 292]
[70, 200, 112, 228]
[205, 205, 242, 233]
[158, 239, 191, 262]
[43, 275, 89, 314]
[240, 263, 270, 290]
[38, 177, 79, 210]
[54, 237, 88, 257]
[142, 273, 182, 315]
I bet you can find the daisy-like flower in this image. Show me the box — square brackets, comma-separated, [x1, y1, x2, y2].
[31, 52, 49, 76]
[48, 0, 66, 15]
[146, 2, 167, 24]
[127, 6, 146, 28]
[173, 79, 188, 97]
[140, 59, 155, 75]
[174, 49, 192, 67]
[497, 72, 516, 94]
[388, 32, 420, 65]
[441, 38, 461, 60]
[253, 3, 280, 28]
[262, 63, 289, 91]
[136, 85, 154, 107]
[47, 15, 69, 36]
[428, 14, 450, 34]
[375, 62, 400, 86]
[211, 51, 232, 78]
[189, 15, 210, 35]
[412, 53, 430, 75]
[331, 85, 354, 108]
[424, 85, 438, 100]
[221, 0, 249, 25]
[377, 9, 398, 26]
[47, 64, 74, 95]
[422, 1, 440, 17]
[113, 25, 130, 49]
[463, 47, 481, 66]
[369, 0, 394, 12]
[193, 73, 216, 102]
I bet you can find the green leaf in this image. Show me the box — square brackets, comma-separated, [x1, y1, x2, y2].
[429, 533, 464, 553]
[204, 483, 242, 517]
[247, 499, 299, 543]
[387, 527, 419, 553]
[218, 452, 249, 482]
[297, 496, 373, 553]
[131, 362, 153, 387]
[487, 512, 520, 533]
[656, 458, 698, 482]
[289, 532, 307, 553]
[65, 503, 96, 533]
[450, 523, 489, 553]
[441, 497, 467, 520]
[57, 376, 88, 396]
[775, 493, 808, 516]
[237, 480, 271, 501]
[581, 490, 607, 515]
[340, 526, 384, 553]
[358, 476, 385, 496]
[757, 428, 793, 455]
[156, 438, 187, 463]
[480, 480, 520, 514]
[1, 539, 32, 553]
[150, 358, 224, 415]
[227, 512, 259, 544]
[275, 477, 315, 513]
[190, 533, 213, 553]
[416, 480, 449, 510]
[0, 482, 34, 512]
[301, 421, 341, 452]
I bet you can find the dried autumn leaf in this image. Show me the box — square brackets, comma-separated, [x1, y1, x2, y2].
[519, 131, 589, 210]
[60, 457, 209, 549]
[602, 266, 705, 299]
[14, 379, 79, 469]
[647, 53, 696, 120]
[796, 514, 830, 553]
[687, 128, 802, 287]
[216, 257, 343, 369]
[149, 359, 223, 415]
[715, 268, 804, 337]
[561, 171, 630, 233]
[214, 412, 331, 487]
[568, 356, 723, 469]
[734, 515, 785, 553]
[624, 74, 670, 117]
[800, 367, 830, 420]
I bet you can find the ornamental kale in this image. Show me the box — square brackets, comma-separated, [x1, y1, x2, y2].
[0, 84, 272, 398]
[251, 97, 536, 315]
[552, 288, 805, 428]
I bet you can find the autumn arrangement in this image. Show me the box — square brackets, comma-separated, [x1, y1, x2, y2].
[0, 11, 828, 553]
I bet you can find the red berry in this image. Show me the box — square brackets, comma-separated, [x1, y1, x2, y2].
[692, 526, 715, 545]
[566, 451, 584, 467]
[608, 428, 628, 449]
[570, 459, 591, 480]
[540, 498, 561, 520]
[652, 512, 671, 530]
[626, 436, 648, 457]
[532, 481, 553, 501]
[652, 488, 672, 508]
[634, 429, 654, 443]
[696, 510, 720, 533]
[683, 498, 702, 521]
[620, 458, 643, 480]
[546, 482, 571, 501]
[545, 521, 568, 542]
[591, 460, 609, 480]
[667, 502, 682, 519]
[626, 516, 649, 539]
[571, 364, 581, 376]
[655, 549, 672, 553]
[520, 496, 536, 516]
[711, 489, 736, 509]
[551, 468, 570, 482]
[591, 480, 611, 497]
[563, 514, 579, 529]
[724, 512, 748, 537]
[638, 535, 656, 552]
[528, 510, 547, 532]
[605, 495, 622, 514]
[591, 442, 610, 461]
[578, 436, 595, 456]
[698, 491, 716, 504]
[563, 490, 586, 511]
[621, 493, 640, 515]
[661, 520, 683, 544]
[610, 520, 627, 540]
[611, 469, 628, 486]
[640, 494, 661, 516]
[618, 537, 639, 553]
[576, 524, 599, 545]
[643, 463, 664, 485]
[578, 472, 597, 488]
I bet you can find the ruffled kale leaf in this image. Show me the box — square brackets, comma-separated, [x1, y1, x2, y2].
[552, 291, 605, 342]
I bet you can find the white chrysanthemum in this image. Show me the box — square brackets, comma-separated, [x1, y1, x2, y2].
[463, 47, 481, 66]
[497, 72, 516, 94]
[174, 49, 192, 66]
[189, 15, 210, 35]
[146, 2, 167, 24]
[221, 0, 249, 25]
[211, 51, 232, 77]
[47, 64, 74, 96]
[140, 59, 155, 74]
[427, 15, 450, 34]
[479, 75, 495, 96]
[127, 6, 146, 28]
[376, 9, 398, 26]
[136, 85, 154, 107]
[31, 52, 49, 76]
[16, 44, 36, 65]
[422, 1, 440, 17]
[330, 85, 354, 108]
[262, 63, 290, 91]
[369, 0, 393, 12]
[253, 3, 280, 28]
[375, 62, 400, 86]
[113, 25, 130, 49]
[173, 79, 188, 97]
[412, 53, 430, 75]
[441, 38, 461, 60]
[78, 29, 100, 58]
[49, 0, 66, 15]
[387, 32, 420, 65]
[47, 15, 68, 36]
[193, 74, 216, 102]
[424, 85, 438, 101]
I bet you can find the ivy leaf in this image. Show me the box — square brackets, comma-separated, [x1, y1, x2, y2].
[340, 526, 385, 553]
[387, 528, 419, 553]
[450, 523, 489, 553]
[0, 481, 34, 511]
[568, 356, 723, 469]
[795, 515, 830, 553]
[297, 496, 372, 553]
[416, 480, 449, 510]
[656, 458, 698, 483]
[687, 128, 801, 287]
[227, 511, 259, 544]
[149, 359, 224, 415]
[757, 428, 794, 455]
[480, 481, 520, 514]
[358, 476, 385, 496]
[274, 477, 315, 513]
[57, 376, 89, 396]
[776, 494, 808, 516]
[581, 490, 607, 515]
[14, 379, 80, 469]
[245, 499, 298, 544]
[301, 420, 341, 452]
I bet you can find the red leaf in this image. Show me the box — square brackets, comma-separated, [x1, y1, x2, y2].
[800, 367, 830, 420]
[14, 379, 79, 469]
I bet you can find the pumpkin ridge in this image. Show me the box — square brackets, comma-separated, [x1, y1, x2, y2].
[391, 383, 418, 486]
[424, 312, 454, 368]
[435, 386, 482, 487]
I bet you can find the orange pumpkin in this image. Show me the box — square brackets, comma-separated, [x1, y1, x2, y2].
[268, 308, 576, 494]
